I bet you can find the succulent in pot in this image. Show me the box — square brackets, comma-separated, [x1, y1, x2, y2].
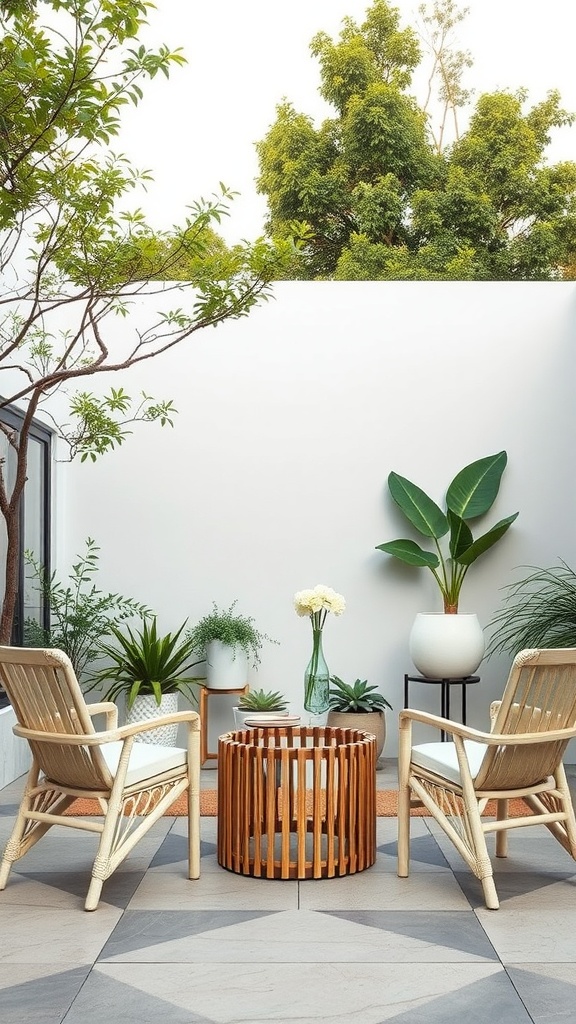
[376, 451, 518, 614]
[326, 676, 392, 761]
[233, 687, 289, 728]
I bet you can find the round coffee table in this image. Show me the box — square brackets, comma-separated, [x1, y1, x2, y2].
[217, 724, 376, 880]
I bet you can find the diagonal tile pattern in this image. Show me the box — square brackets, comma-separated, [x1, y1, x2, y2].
[0, 761, 575, 1022]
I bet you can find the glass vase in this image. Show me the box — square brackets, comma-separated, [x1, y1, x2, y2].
[304, 627, 329, 714]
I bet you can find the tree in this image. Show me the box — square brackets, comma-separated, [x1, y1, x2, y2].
[255, 0, 576, 281]
[0, 1, 292, 643]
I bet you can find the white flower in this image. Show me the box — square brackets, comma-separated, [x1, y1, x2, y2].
[294, 585, 346, 620]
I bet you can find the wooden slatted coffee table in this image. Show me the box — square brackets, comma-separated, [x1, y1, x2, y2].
[217, 725, 376, 879]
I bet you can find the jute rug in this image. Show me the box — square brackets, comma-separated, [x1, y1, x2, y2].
[63, 790, 531, 818]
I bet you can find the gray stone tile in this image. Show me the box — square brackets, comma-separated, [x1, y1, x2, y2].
[88, 962, 523, 1023]
[507, 964, 576, 1022]
[321, 909, 498, 959]
[0, 965, 90, 1024]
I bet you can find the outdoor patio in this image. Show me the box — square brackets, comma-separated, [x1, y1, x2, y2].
[1, 760, 576, 1023]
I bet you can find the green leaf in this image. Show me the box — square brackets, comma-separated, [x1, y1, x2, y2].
[454, 513, 520, 566]
[446, 451, 508, 520]
[376, 540, 439, 568]
[447, 510, 473, 560]
[388, 472, 448, 539]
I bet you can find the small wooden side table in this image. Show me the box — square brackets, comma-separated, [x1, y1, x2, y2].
[404, 673, 480, 741]
[199, 684, 248, 765]
[217, 724, 376, 880]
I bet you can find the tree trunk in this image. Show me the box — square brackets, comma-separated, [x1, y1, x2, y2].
[0, 505, 20, 644]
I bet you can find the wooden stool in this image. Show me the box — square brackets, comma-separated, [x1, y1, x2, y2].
[199, 684, 248, 765]
[217, 725, 376, 879]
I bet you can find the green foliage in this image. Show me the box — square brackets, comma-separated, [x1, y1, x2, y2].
[0, 1, 293, 640]
[187, 602, 278, 667]
[376, 452, 518, 612]
[23, 538, 151, 678]
[237, 688, 289, 712]
[328, 675, 392, 712]
[90, 618, 202, 709]
[256, 0, 576, 280]
[486, 562, 576, 658]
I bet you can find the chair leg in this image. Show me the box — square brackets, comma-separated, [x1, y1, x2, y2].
[397, 732, 411, 877]
[495, 800, 509, 858]
[188, 730, 201, 880]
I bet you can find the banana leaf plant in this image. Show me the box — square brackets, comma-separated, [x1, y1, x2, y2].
[376, 451, 518, 613]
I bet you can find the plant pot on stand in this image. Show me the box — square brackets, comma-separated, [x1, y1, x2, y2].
[409, 612, 485, 679]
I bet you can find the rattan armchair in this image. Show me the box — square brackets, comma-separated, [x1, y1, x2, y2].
[0, 645, 200, 911]
[398, 648, 576, 909]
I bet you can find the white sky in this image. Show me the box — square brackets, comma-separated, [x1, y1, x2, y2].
[119, 0, 576, 242]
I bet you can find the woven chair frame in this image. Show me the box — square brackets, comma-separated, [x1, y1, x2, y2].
[0, 646, 200, 911]
[398, 648, 576, 910]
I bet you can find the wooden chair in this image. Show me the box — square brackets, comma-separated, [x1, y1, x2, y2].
[398, 648, 576, 909]
[0, 645, 200, 911]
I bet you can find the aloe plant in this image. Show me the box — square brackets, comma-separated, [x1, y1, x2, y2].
[328, 676, 392, 713]
[376, 451, 518, 613]
[237, 688, 288, 712]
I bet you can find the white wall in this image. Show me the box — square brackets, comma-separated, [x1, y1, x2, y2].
[58, 282, 576, 757]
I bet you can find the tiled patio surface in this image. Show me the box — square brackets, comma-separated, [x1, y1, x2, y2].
[1, 761, 576, 1023]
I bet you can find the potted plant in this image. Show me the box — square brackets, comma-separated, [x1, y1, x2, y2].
[187, 601, 278, 689]
[326, 676, 392, 761]
[486, 561, 576, 658]
[375, 450, 518, 678]
[90, 617, 202, 745]
[233, 687, 290, 728]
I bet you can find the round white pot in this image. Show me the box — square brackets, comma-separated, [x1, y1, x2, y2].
[125, 692, 179, 745]
[409, 612, 485, 679]
[206, 641, 249, 689]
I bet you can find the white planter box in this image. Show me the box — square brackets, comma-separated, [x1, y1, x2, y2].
[0, 704, 31, 789]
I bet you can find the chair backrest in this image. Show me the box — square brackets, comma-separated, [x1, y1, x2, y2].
[0, 645, 114, 789]
[474, 648, 576, 790]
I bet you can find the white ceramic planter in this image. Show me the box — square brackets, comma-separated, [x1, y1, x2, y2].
[206, 641, 249, 689]
[409, 612, 485, 678]
[125, 692, 179, 745]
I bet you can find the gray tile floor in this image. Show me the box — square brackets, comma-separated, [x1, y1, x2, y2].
[1, 761, 576, 1023]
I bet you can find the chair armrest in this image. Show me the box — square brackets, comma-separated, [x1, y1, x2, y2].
[399, 708, 576, 745]
[13, 709, 200, 745]
[86, 702, 118, 729]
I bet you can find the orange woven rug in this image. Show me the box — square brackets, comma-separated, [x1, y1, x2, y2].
[63, 790, 530, 817]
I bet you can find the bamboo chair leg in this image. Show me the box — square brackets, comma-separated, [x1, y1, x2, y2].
[495, 799, 509, 858]
[188, 730, 201, 880]
[397, 730, 412, 878]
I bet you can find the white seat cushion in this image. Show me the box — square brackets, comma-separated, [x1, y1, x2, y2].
[101, 742, 188, 787]
[411, 740, 488, 785]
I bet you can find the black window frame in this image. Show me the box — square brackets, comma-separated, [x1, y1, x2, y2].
[0, 403, 52, 646]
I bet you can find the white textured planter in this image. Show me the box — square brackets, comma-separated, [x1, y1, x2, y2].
[206, 641, 249, 689]
[0, 704, 31, 787]
[409, 612, 485, 678]
[125, 692, 179, 745]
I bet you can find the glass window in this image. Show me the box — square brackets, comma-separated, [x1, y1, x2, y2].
[0, 406, 51, 647]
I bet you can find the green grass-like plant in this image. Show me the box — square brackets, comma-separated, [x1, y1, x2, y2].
[237, 688, 288, 712]
[90, 617, 202, 709]
[328, 676, 392, 713]
[487, 562, 576, 658]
